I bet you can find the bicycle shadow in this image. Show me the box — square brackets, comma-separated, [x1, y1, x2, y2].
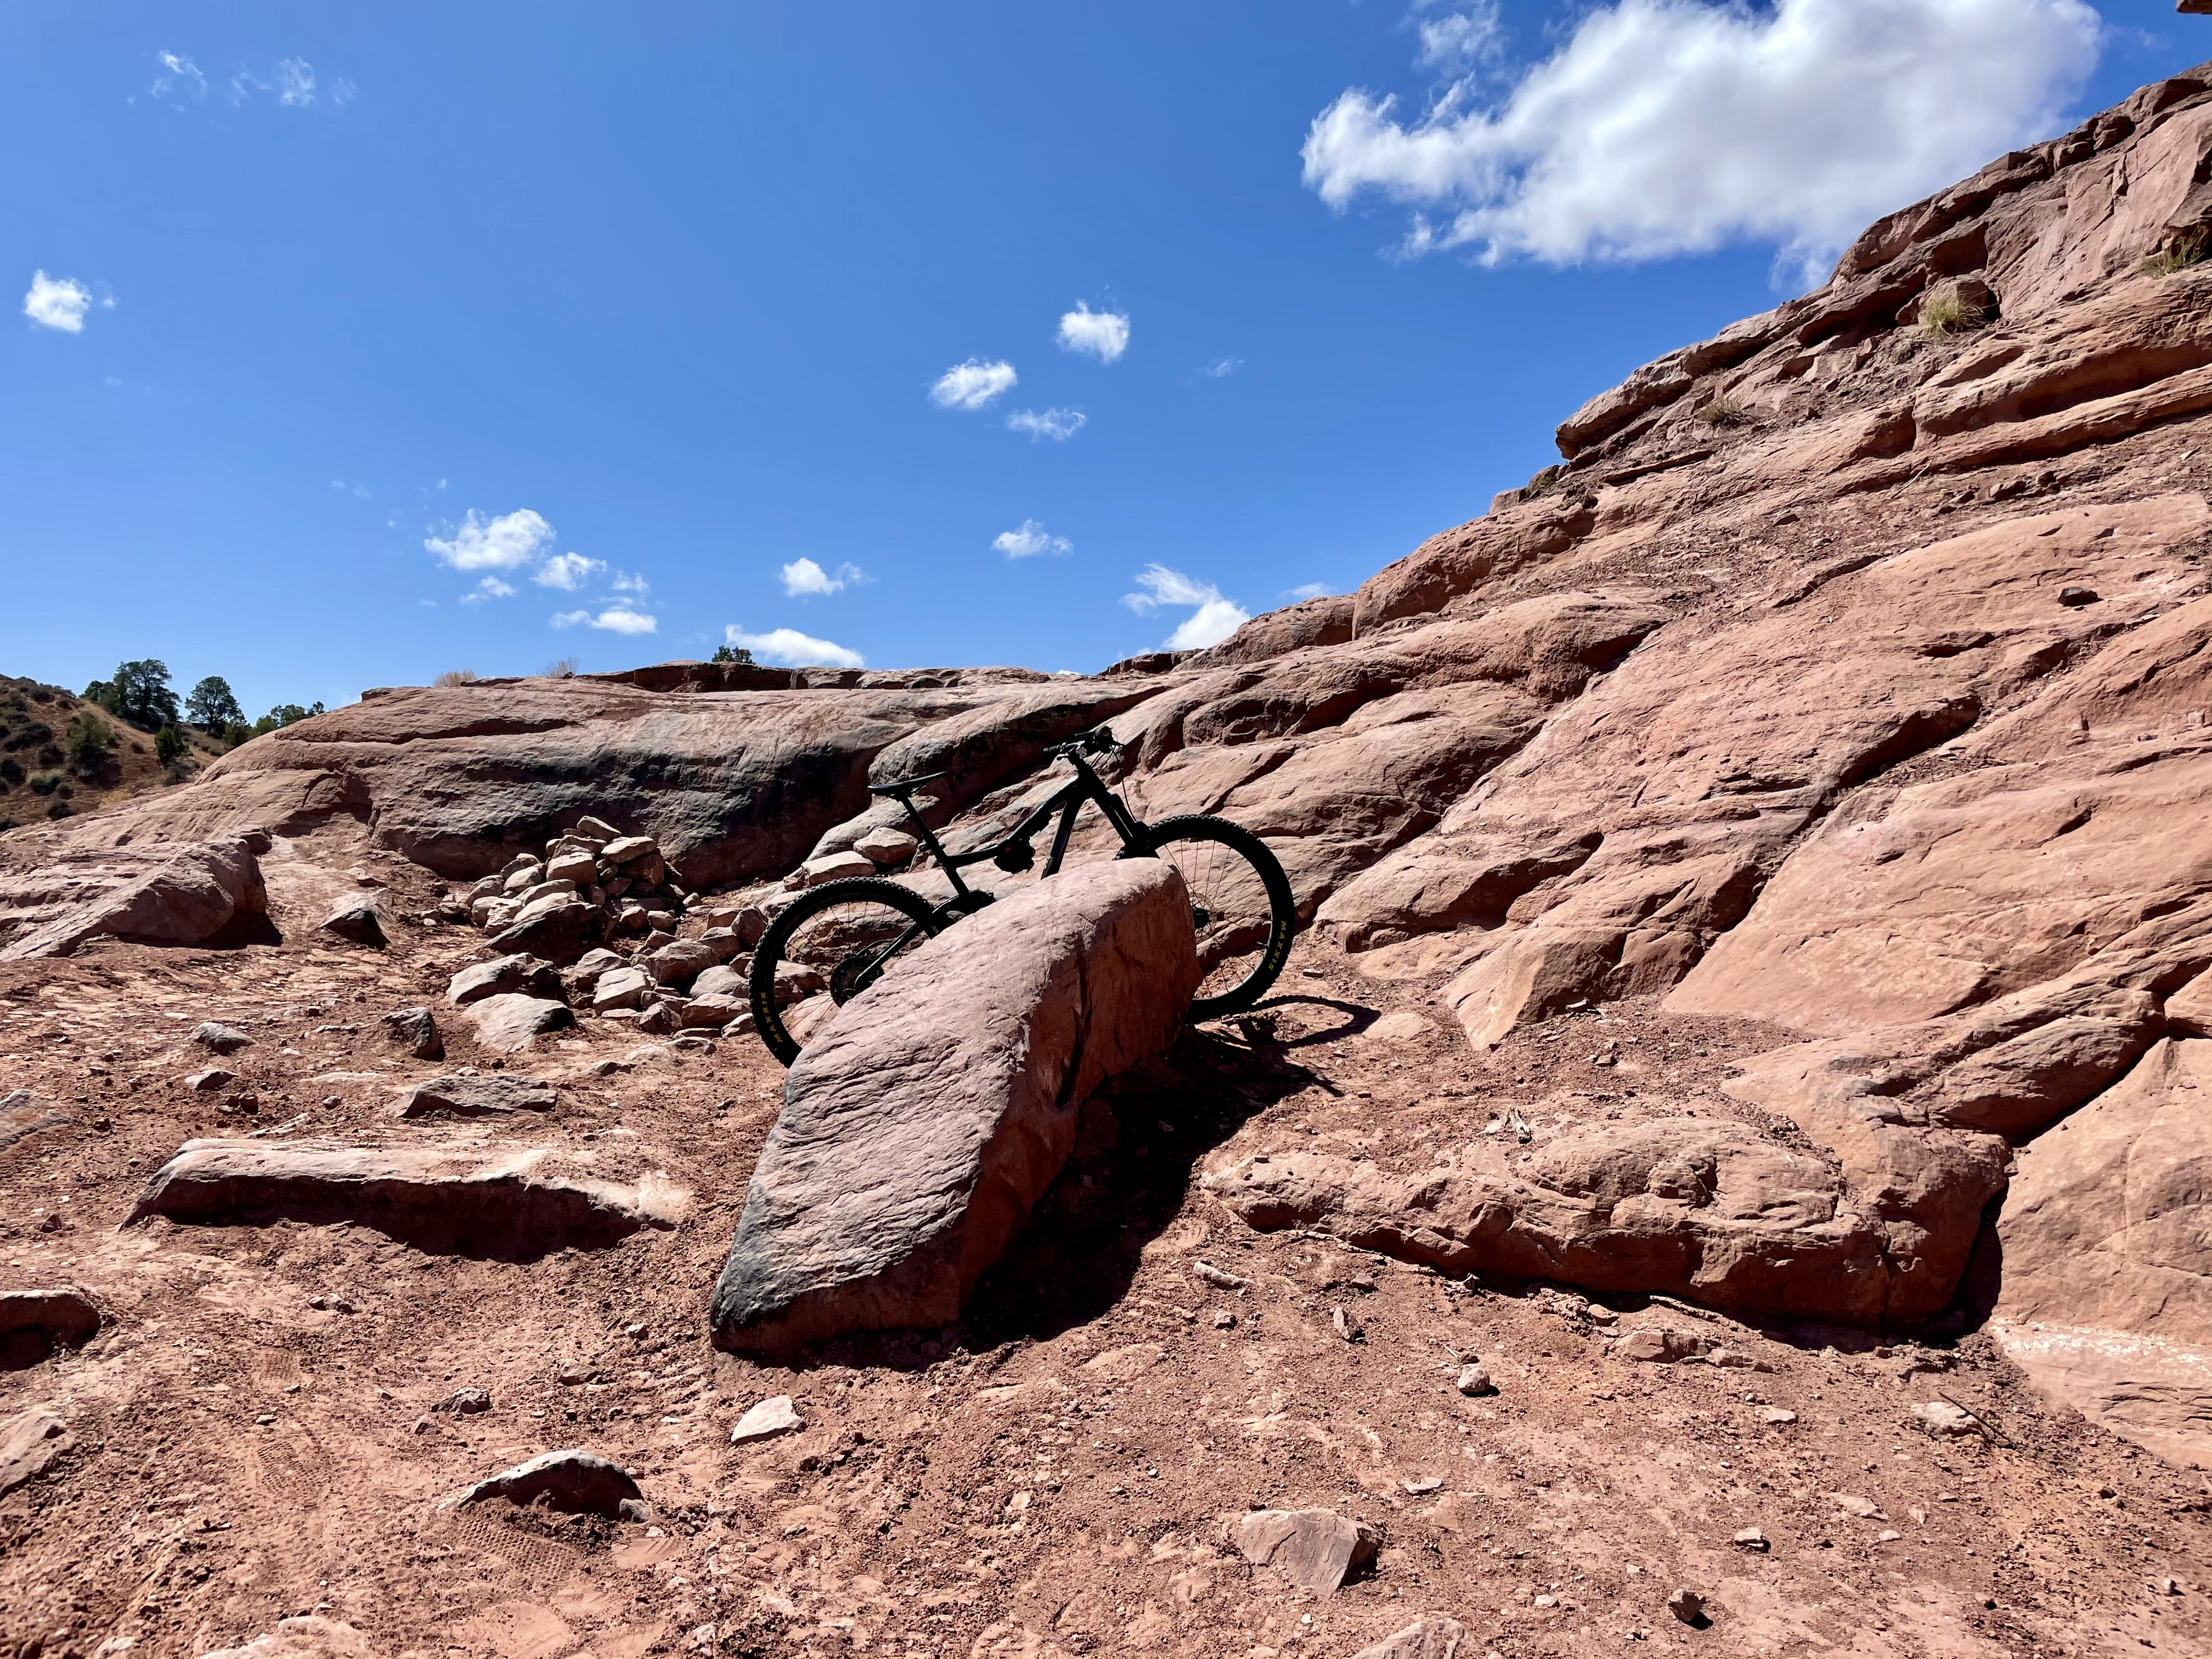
[960, 1012, 1330, 1348]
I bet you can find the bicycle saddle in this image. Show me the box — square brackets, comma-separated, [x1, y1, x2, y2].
[867, 769, 949, 797]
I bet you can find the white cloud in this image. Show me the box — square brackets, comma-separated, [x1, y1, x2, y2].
[460, 575, 517, 605]
[24, 272, 92, 333]
[1283, 582, 1334, 602]
[780, 558, 865, 596]
[610, 570, 649, 594]
[1414, 2, 1505, 77]
[552, 606, 657, 635]
[534, 552, 605, 591]
[1006, 407, 1086, 442]
[1057, 303, 1130, 363]
[277, 58, 315, 105]
[1122, 564, 1250, 650]
[152, 50, 206, 104]
[929, 358, 1018, 410]
[1302, 0, 2101, 278]
[725, 624, 865, 670]
[425, 508, 555, 572]
[994, 520, 1073, 559]
[1201, 356, 1242, 378]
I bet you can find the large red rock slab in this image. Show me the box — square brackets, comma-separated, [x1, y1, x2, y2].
[1, 678, 1030, 889]
[1124, 591, 1671, 918]
[1331, 498, 2209, 1046]
[0, 833, 269, 960]
[126, 1139, 684, 1258]
[710, 859, 1198, 1355]
[1674, 576, 2212, 1036]
[1195, 594, 1355, 665]
[1992, 1039, 2212, 1466]
[1205, 1114, 1922, 1322]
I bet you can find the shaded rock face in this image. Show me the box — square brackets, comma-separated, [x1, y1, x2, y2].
[711, 859, 1198, 1353]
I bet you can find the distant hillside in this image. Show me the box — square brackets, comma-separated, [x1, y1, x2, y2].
[0, 674, 226, 833]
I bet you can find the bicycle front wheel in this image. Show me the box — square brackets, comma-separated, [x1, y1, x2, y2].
[1121, 814, 1295, 1019]
[749, 877, 946, 1065]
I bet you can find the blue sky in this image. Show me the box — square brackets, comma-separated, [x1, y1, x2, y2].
[2, 1, 2197, 713]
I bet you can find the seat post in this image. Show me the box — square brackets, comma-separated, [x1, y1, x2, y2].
[891, 789, 967, 898]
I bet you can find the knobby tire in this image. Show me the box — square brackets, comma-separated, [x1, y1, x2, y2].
[748, 877, 945, 1066]
[1119, 812, 1296, 1018]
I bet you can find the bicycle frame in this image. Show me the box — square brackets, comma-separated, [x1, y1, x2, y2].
[803, 751, 1149, 1004]
[900, 749, 1148, 905]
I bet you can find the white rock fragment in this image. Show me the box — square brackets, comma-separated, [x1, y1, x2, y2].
[730, 1395, 804, 1445]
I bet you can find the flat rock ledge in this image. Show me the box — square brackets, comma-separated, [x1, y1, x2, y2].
[126, 1139, 685, 1259]
[1201, 1107, 2004, 1323]
[710, 858, 1198, 1355]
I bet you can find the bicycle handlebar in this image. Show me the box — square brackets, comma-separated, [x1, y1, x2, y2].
[1048, 727, 1120, 761]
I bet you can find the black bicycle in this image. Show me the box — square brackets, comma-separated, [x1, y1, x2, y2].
[747, 727, 1296, 1064]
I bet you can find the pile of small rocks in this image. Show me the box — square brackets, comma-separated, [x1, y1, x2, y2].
[452, 818, 693, 949]
[434, 815, 929, 1042]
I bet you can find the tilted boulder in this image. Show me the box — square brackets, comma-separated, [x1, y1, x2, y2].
[486, 893, 599, 964]
[710, 858, 1198, 1353]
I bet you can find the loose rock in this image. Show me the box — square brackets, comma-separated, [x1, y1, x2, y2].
[1454, 1362, 1496, 1396]
[456, 1448, 642, 1518]
[458, 994, 575, 1053]
[730, 1395, 805, 1444]
[381, 1006, 443, 1060]
[1911, 1401, 1982, 1438]
[434, 1387, 492, 1414]
[398, 1074, 558, 1118]
[1234, 1508, 1380, 1595]
[1667, 1589, 1706, 1626]
[193, 1022, 253, 1055]
[126, 1138, 682, 1256]
[448, 954, 560, 1007]
[320, 891, 393, 948]
[1732, 1527, 1770, 1551]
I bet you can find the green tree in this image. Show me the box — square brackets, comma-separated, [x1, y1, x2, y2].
[64, 710, 113, 773]
[711, 644, 754, 664]
[185, 675, 245, 731]
[97, 660, 180, 729]
[154, 724, 188, 764]
[221, 721, 255, 751]
[252, 701, 326, 736]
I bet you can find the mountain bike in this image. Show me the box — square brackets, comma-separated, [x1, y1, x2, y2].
[747, 727, 1296, 1065]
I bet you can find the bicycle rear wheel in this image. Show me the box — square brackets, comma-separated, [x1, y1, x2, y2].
[1121, 814, 1295, 1018]
[749, 878, 946, 1065]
